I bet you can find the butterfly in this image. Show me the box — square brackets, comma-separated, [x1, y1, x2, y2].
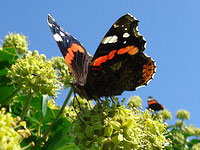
[47, 14, 156, 100]
[147, 96, 164, 111]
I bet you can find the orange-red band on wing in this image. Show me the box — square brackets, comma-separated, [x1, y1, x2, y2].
[148, 100, 158, 105]
[64, 43, 85, 66]
[92, 50, 117, 67]
[117, 45, 138, 55]
[92, 45, 138, 69]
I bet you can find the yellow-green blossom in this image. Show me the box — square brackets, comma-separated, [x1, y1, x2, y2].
[7, 50, 62, 97]
[183, 124, 196, 135]
[175, 120, 185, 128]
[3, 33, 28, 55]
[72, 98, 169, 149]
[192, 143, 200, 150]
[176, 109, 190, 120]
[51, 56, 74, 88]
[158, 109, 172, 121]
[127, 96, 142, 108]
[0, 108, 31, 150]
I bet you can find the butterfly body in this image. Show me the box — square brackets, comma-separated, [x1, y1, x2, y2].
[48, 14, 156, 100]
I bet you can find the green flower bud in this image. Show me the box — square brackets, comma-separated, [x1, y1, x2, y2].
[3, 33, 28, 55]
[72, 97, 169, 149]
[194, 128, 200, 137]
[158, 109, 172, 121]
[51, 57, 75, 88]
[192, 143, 200, 150]
[175, 120, 185, 128]
[7, 50, 62, 97]
[0, 108, 31, 150]
[69, 96, 94, 110]
[176, 109, 190, 120]
[127, 96, 142, 108]
[172, 133, 185, 145]
[183, 124, 196, 135]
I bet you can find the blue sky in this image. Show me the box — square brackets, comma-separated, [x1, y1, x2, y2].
[1, 0, 200, 127]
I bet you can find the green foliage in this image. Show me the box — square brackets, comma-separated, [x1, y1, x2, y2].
[167, 109, 200, 149]
[0, 32, 200, 150]
[72, 98, 169, 150]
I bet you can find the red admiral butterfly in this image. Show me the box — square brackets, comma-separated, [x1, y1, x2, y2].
[47, 14, 156, 100]
[147, 96, 164, 111]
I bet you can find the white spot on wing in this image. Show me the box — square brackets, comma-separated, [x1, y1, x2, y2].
[53, 33, 63, 42]
[102, 35, 118, 44]
[60, 31, 65, 37]
[123, 33, 130, 38]
[113, 24, 119, 28]
[123, 41, 127, 44]
[48, 23, 53, 27]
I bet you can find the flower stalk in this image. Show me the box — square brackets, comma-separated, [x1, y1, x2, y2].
[20, 88, 32, 120]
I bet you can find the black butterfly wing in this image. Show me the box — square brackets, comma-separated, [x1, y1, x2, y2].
[47, 14, 92, 86]
[148, 96, 164, 111]
[85, 14, 156, 98]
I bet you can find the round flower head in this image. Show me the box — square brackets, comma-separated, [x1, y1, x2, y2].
[175, 120, 185, 128]
[7, 50, 62, 97]
[0, 108, 31, 150]
[183, 124, 196, 135]
[51, 57, 75, 89]
[172, 133, 185, 145]
[192, 143, 200, 150]
[176, 109, 190, 120]
[3, 33, 28, 55]
[72, 97, 169, 149]
[157, 109, 172, 121]
[127, 96, 142, 108]
[194, 127, 200, 137]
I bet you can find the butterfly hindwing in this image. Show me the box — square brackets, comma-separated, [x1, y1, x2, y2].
[84, 14, 156, 98]
[47, 15, 92, 85]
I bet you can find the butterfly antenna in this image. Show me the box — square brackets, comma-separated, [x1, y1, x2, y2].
[110, 96, 116, 104]
[94, 96, 103, 110]
[32, 73, 71, 82]
[73, 92, 82, 111]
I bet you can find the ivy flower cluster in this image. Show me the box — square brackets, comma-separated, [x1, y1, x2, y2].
[72, 98, 170, 150]
[3, 33, 28, 55]
[7, 50, 62, 97]
[51, 56, 75, 89]
[0, 108, 31, 150]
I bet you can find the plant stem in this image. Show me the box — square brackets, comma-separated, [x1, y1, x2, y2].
[41, 88, 73, 141]
[1, 88, 20, 105]
[20, 88, 32, 120]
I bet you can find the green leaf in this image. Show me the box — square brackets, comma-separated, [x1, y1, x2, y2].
[42, 95, 49, 118]
[0, 47, 18, 64]
[0, 85, 15, 104]
[42, 118, 75, 150]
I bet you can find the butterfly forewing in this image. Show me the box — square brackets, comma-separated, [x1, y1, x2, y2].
[84, 14, 156, 98]
[47, 14, 92, 85]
